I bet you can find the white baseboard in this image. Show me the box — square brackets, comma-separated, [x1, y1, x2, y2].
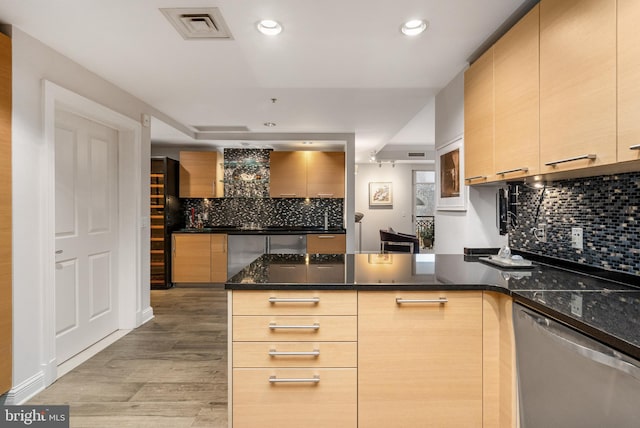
[141, 306, 154, 325]
[56, 329, 131, 379]
[4, 372, 45, 405]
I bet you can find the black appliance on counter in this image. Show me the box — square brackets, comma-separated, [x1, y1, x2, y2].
[150, 157, 180, 289]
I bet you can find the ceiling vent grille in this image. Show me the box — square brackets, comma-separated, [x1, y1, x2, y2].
[161, 8, 233, 40]
[408, 152, 426, 158]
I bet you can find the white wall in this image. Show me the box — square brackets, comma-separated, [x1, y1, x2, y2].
[8, 26, 178, 401]
[434, 69, 506, 254]
[355, 162, 432, 252]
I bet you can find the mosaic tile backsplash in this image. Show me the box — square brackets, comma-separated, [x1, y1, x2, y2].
[180, 148, 344, 229]
[182, 197, 344, 229]
[508, 172, 640, 275]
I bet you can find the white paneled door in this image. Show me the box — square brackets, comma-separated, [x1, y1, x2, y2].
[54, 109, 119, 364]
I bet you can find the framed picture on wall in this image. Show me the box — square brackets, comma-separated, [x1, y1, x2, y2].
[369, 182, 393, 207]
[436, 136, 467, 211]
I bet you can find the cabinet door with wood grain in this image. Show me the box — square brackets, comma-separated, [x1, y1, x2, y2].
[464, 48, 494, 184]
[618, 0, 640, 163]
[494, 5, 539, 180]
[358, 291, 483, 427]
[269, 151, 307, 198]
[306, 152, 345, 198]
[210, 233, 227, 283]
[172, 234, 211, 283]
[179, 151, 218, 198]
[539, 0, 616, 173]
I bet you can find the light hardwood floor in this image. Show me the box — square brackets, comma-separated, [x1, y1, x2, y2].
[29, 285, 228, 428]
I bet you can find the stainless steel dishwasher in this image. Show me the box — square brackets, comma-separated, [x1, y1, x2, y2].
[227, 234, 306, 278]
[513, 304, 640, 427]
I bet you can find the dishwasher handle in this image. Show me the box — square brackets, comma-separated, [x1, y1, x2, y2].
[518, 306, 640, 381]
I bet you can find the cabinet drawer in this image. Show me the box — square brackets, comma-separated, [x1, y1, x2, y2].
[233, 368, 357, 428]
[233, 316, 357, 342]
[233, 342, 357, 368]
[232, 290, 356, 315]
[307, 234, 346, 254]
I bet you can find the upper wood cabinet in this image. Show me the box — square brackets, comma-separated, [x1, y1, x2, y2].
[618, 0, 640, 163]
[269, 151, 307, 197]
[179, 151, 218, 198]
[539, 0, 616, 173]
[270, 151, 345, 198]
[307, 152, 345, 198]
[464, 48, 494, 184]
[0, 32, 12, 396]
[494, 5, 540, 180]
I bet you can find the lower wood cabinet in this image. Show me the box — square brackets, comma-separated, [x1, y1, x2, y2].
[230, 290, 357, 427]
[229, 290, 513, 428]
[172, 233, 227, 283]
[358, 291, 483, 427]
[232, 368, 357, 428]
[307, 233, 346, 254]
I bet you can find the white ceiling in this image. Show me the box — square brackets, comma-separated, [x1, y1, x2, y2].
[0, 0, 527, 162]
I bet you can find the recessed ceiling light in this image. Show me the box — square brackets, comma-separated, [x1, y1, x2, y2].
[257, 19, 283, 36]
[303, 141, 313, 145]
[263, 122, 277, 127]
[401, 19, 428, 36]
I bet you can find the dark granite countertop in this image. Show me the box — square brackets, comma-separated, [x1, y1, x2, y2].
[175, 226, 345, 235]
[225, 253, 640, 359]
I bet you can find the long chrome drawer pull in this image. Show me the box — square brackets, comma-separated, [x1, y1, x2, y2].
[465, 175, 487, 182]
[496, 167, 528, 175]
[544, 154, 596, 166]
[316, 193, 334, 197]
[269, 375, 320, 383]
[630, 144, 640, 150]
[268, 297, 320, 303]
[396, 298, 448, 304]
[279, 193, 297, 197]
[318, 235, 335, 239]
[269, 349, 320, 357]
[269, 322, 320, 330]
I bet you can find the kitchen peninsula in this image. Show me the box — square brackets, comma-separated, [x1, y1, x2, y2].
[225, 253, 640, 427]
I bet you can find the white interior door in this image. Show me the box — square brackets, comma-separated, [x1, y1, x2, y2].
[54, 109, 119, 364]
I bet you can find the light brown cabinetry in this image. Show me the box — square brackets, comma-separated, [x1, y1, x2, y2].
[269, 151, 345, 198]
[539, 0, 616, 173]
[494, 5, 540, 180]
[306, 233, 346, 254]
[269, 151, 307, 197]
[230, 290, 357, 428]
[464, 48, 494, 184]
[482, 292, 517, 428]
[172, 233, 227, 283]
[179, 151, 219, 198]
[306, 152, 345, 198]
[618, 0, 640, 163]
[0, 32, 12, 396]
[358, 291, 483, 427]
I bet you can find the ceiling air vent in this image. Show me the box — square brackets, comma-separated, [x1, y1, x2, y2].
[407, 152, 426, 158]
[160, 8, 233, 40]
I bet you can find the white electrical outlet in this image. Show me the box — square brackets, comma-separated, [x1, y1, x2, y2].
[537, 224, 547, 243]
[571, 227, 583, 250]
[570, 293, 583, 317]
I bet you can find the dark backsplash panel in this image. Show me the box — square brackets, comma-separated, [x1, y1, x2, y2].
[223, 148, 270, 198]
[182, 197, 344, 229]
[508, 172, 640, 275]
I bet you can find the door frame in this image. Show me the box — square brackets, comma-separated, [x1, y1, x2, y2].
[42, 80, 145, 386]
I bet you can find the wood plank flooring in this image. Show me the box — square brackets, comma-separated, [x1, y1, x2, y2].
[28, 285, 228, 427]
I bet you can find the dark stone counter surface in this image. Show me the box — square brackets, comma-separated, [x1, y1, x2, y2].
[225, 253, 640, 359]
[176, 226, 345, 235]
